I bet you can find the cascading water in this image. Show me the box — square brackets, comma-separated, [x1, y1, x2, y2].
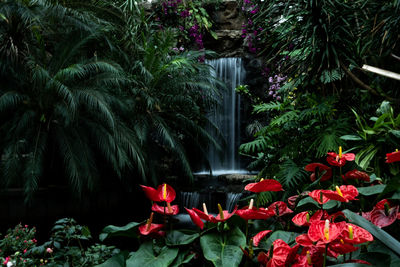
[197, 58, 246, 175]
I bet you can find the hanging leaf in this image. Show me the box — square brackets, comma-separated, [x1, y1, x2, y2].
[99, 221, 143, 242]
[126, 242, 178, 267]
[260, 230, 300, 251]
[170, 250, 196, 267]
[166, 230, 200, 246]
[357, 185, 386, 196]
[95, 252, 127, 267]
[200, 227, 246, 267]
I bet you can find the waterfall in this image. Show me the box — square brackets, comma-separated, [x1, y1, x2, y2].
[198, 58, 246, 175]
[226, 192, 242, 212]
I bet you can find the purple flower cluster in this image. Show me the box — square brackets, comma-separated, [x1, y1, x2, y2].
[267, 75, 286, 101]
[240, 0, 262, 53]
[162, 0, 182, 15]
[189, 24, 204, 49]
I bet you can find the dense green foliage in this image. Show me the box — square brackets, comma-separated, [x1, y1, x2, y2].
[239, 0, 400, 196]
[0, 0, 220, 198]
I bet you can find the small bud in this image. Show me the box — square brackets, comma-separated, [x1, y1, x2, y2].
[248, 199, 254, 210]
[203, 203, 209, 215]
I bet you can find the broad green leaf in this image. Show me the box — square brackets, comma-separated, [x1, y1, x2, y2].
[170, 250, 195, 267]
[357, 251, 392, 267]
[340, 135, 363, 141]
[329, 264, 372, 267]
[95, 252, 127, 267]
[99, 221, 143, 242]
[357, 184, 386, 196]
[378, 175, 400, 199]
[210, 30, 218, 40]
[389, 130, 400, 138]
[261, 231, 300, 250]
[297, 196, 338, 209]
[200, 226, 246, 267]
[166, 230, 200, 246]
[368, 240, 400, 266]
[342, 209, 400, 257]
[126, 242, 178, 267]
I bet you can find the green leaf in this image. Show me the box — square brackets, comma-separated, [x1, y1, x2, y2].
[210, 30, 218, 40]
[170, 250, 195, 267]
[357, 184, 386, 196]
[368, 240, 400, 266]
[389, 130, 400, 138]
[261, 231, 300, 250]
[126, 242, 179, 267]
[342, 209, 400, 257]
[95, 252, 127, 267]
[99, 221, 143, 242]
[340, 135, 363, 141]
[329, 264, 372, 267]
[297, 197, 338, 210]
[200, 227, 246, 267]
[166, 230, 200, 246]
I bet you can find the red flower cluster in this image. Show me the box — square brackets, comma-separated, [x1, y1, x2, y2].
[326, 146, 355, 167]
[363, 199, 400, 228]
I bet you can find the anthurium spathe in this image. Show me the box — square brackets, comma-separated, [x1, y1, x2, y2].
[304, 163, 332, 182]
[140, 183, 176, 202]
[365, 199, 399, 228]
[185, 207, 204, 230]
[341, 223, 373, 244]
[151, 203, 179, 215]
[309, 189, 331, 204]
[192, 203, 237, 223]
[322, 185, 358, 202]
[292, 210, 327, 227]
[252, 230, 272, 246]
[386, 150, 400, 163]
[257, 239, 299, 267]
[342, 170, 370, 183]
[268, 201, 293, 216]
[138, 212, 164, 236]
[326, 146, 355, 167]
[308, 219, 346, 243]
[244, 178, 283, 193]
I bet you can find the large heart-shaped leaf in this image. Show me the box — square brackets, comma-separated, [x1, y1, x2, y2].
[200, 226, 246, 267]
[357, 184, 386, 196]
[342, 209, 400, 257]
[166, 230, 200, 246]
[297, 196, 339, 209]
[99, 221, 143, 242]
[126, 242, 178, 267]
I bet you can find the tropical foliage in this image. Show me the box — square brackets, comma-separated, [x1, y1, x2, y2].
[0, 0, 220, 198]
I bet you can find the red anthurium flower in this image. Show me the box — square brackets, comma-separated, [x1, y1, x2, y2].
[343, 170, 370, 183]
[305, 163, 332, 182]
[151, 203, 179, 215]
[236, 198, 275, 220]
[244, 178, 283, 193]
[236, 207, 274, 220]
[138, 212, 164, 235]
[185, 207, 204, 230]
[386, 150, 400, 163]
[214, 204, 238, 222]
[261, 239, 299, 267]
[323, 185, 358, 202]
[295, 234, 314, 247]
[192, 203, 237, 223]
[327, 146, 355, 167]
[369, 199, 399, 228]
[252, 230, 272, 247]
[140, 183, 176, 202]
[329, 239, 359, 255]
[292, 245, 326, 267]
[268, 201, 293, 216]
[308, 219, 346, 243]
[308, 189, 330, 204]
[341, 223, 373, 244]
[292, 210, 327, 227]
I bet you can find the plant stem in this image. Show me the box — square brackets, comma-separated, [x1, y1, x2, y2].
[323, 244, 328, 267]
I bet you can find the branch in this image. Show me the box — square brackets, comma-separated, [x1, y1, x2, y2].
[340, 62, 400, 103]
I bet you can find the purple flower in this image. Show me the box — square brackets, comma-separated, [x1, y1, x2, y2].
[276, 96, 281, 101]
[268, 77, 273, 83]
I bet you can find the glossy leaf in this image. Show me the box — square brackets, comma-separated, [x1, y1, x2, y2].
[99, 221, 143, 242]
[357, 185, 386, 196]
[126, 242, 178, 267]
[200, 226, 246, 267]
[170, 250, 195, 267]
[261, 230, 300, 250]
[166, 230, 200, 246]
[95, 252, 127, 267]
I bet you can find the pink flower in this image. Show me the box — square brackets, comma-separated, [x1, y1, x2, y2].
[46, 248, 53, 254]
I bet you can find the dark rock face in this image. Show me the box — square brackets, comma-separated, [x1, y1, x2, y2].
[203, 1, 245, 57]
